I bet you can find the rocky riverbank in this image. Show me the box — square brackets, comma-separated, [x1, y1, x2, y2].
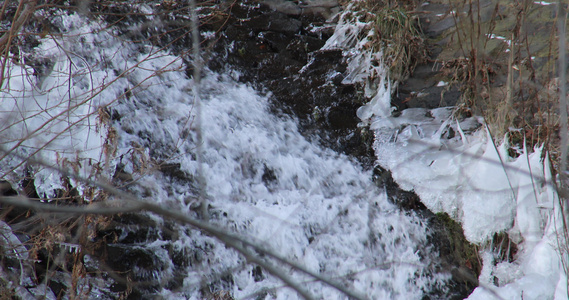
[4, 0, 560, 298]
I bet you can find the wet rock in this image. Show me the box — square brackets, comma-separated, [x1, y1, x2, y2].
[158, 162, 193, 182]
[429, 212, 480, 298]
[258, 31, 290, 52]
[99, 214, 162, 244]
[252, 265, 264, 282]
[0, 181, 17, 196]
[261, 165, 278, 184]
[301, 49, 345, 75]
[113, 168, 134, 183]
[207, 0, 368, 162]
[248, 11, 302, 34]
[88, 213, 200, 296]
[286, 35, 326, 61]
[326, 103, 359, 129]
[106, 246, 167, 283]
[263, 0, 303, 16]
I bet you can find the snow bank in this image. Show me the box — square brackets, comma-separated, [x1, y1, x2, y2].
[366, 105, 567, 298]
[0, 13, 133, 196]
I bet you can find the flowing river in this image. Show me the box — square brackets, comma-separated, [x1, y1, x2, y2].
[1, 1, 565, 299]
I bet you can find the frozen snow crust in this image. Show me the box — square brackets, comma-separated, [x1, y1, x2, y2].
[0, 13, 120, 195]
[0, 9, 454, 299]
[370, 109, 567, 299]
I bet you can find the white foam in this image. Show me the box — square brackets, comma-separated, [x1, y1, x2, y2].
[0, 11, 450, 299]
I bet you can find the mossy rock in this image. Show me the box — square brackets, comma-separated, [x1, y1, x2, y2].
[435, 212, 481, 272]
[430, 212, 481, 296]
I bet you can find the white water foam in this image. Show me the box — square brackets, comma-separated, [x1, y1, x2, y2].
[0, 10, 449, 299]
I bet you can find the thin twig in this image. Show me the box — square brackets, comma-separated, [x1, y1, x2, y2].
[558, 0, 568, 196]
[0, 146, 367, 300]
[188, 0, 208, 221]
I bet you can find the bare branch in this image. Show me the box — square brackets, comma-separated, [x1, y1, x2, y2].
[0, 192, 368, 300]
[0, 147, 368, 299]
[0, 0, 37, 51]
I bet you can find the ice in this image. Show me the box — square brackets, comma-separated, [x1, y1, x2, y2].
[555, 272, 568, 300]
[325, 1, 568, 298]
[323, 5, 393, 121]
[461, 129, 515, 243]
[371, 103, 568, 298]
[0, 12, 137, 188]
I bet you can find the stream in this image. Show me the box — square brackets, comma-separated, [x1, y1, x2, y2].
[0, 1, 503, 299]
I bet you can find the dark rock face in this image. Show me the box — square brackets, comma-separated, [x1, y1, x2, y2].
[93, 213, 182, 295]
[392, 63, 462, 111]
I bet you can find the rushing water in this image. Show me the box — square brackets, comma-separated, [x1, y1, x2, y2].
[112, 66, 450, 298]
[0, 8, 458, 299]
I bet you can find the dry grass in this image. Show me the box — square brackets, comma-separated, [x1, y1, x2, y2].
[424, 0, 569, 291]
[371, 6, 428, 83]
[364, 0, 569, 292]
[347, 0, 429, 84]
[436, 0, 561, 154]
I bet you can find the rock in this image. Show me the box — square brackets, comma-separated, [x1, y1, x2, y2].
[158, 162, 193, 182]
[248, 11, 302, 34]
[207, 1, 374, 164]
[263, 0, 302, 16]
[0, 181, 17, 197]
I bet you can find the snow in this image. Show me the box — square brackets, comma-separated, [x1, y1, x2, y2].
[534, 1, 554, 5]
[0, 13, 135, 194]
[322, 5, 393, 121]
[363, 78, 568, 300]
